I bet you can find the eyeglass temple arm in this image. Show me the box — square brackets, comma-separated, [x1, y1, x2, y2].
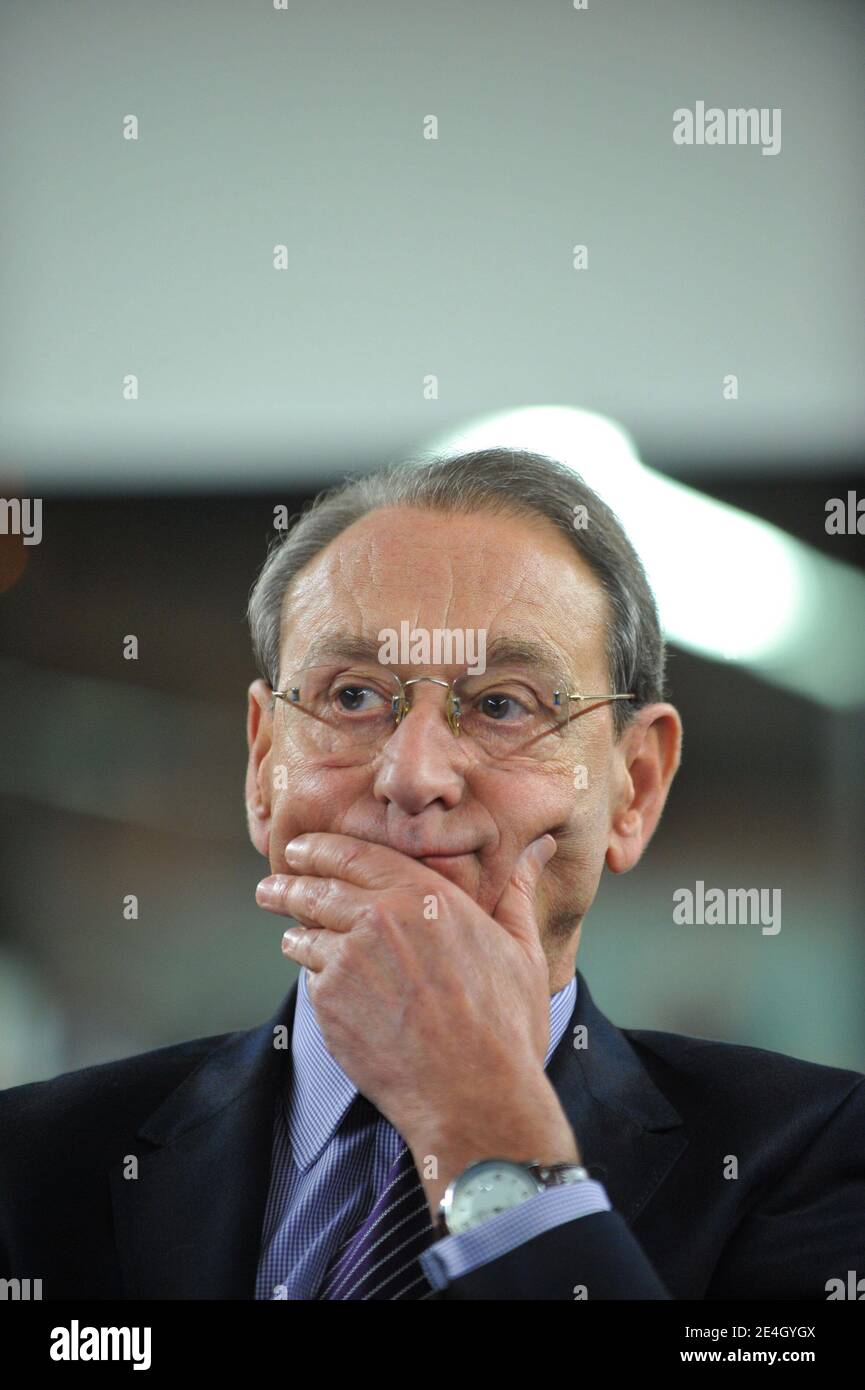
[566, 692, 636, 702]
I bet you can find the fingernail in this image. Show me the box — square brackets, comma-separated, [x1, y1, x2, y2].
[535, 834, 557, 865]
[256, 878, 282, 908]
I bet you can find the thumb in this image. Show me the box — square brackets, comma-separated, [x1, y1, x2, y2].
[493, 833, 558, 938]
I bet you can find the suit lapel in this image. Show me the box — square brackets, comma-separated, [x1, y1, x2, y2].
[111, 983, 299, 1299]
[111, 968, 685, 1297]
[547, 970, 687, 1224]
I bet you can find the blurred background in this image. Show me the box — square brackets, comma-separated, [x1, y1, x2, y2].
[1, 0, 863, 1085]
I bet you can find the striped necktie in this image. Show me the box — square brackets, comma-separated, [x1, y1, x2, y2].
[317, 1138, 437, 1300]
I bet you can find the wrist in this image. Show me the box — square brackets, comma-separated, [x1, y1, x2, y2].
[405, 1074, 580, 1218]
[437, 1157, 593, 1238]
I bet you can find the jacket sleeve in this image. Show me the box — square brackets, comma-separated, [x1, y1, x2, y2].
[419, 1178, 613, 1291]
[423, 1185, 671, 1300]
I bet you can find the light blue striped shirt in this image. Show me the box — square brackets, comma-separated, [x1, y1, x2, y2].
[255, 966, 610, 1298]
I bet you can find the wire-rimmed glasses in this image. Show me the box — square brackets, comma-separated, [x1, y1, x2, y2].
[273, 661, 634, 762]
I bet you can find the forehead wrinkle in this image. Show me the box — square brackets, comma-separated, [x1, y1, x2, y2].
[364, 533, 510, 636]
[277, 504, 610, 681]
[505, 577, 611, 686]
[367, 530, 462, 620]
[294, 629, 573, 676]
[278, 564, 367, 677]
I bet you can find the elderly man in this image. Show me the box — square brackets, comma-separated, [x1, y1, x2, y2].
[1, 449, 863, 1300]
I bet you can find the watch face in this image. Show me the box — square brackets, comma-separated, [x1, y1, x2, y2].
[444, 1160, 541, 1234]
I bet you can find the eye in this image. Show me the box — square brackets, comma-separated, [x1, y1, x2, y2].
[331, 682, 388, 714]
[475, 688, 534, 722]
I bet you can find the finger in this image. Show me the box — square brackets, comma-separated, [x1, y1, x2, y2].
[257, 873, 380, 934]
[493, 834, 558, 939]
[280, 924, 328, 972]
[283, 832, 436, 891]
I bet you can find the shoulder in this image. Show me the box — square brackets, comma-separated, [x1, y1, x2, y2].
[622, 1022, 865, 1148]
[0, 1031, 235, 1161]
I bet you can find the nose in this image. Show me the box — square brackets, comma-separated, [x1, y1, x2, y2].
[371, 683, 469, 814]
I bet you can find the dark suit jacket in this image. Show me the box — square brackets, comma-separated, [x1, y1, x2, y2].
[1, 970, 863, 1300]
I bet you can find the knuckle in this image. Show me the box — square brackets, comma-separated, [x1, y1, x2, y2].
[300, 876, 333, 916]
[325, 936, 351, 987]
[361, 898, 402, 936]
[338, 840, 370, 878]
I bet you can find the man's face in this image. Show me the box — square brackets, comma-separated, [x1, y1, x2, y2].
[247, 505, 657, 986]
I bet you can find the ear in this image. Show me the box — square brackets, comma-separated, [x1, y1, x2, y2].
[606, 703, 682, 874]
[245, 678, 275, 857]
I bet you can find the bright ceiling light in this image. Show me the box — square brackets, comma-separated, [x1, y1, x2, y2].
[426, 405, 865, 708]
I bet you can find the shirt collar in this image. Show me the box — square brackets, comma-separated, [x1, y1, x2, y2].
[288, 964, 578, 1171]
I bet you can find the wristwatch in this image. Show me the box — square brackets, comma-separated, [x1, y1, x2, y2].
[436, 1157, 592, 1237]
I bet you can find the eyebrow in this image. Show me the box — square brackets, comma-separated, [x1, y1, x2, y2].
[294, 630, 573, 675]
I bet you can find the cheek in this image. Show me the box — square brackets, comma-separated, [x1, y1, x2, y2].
[472, 765, 587, 897]
[528, 747, 613, 887]
[267, 760, 364, 860]
[544, 769, 613, 914]
[558, 772, 613, 861]
[490, 754, 606, 834]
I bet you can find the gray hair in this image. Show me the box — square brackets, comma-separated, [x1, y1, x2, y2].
[246, 448, 666, 736]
